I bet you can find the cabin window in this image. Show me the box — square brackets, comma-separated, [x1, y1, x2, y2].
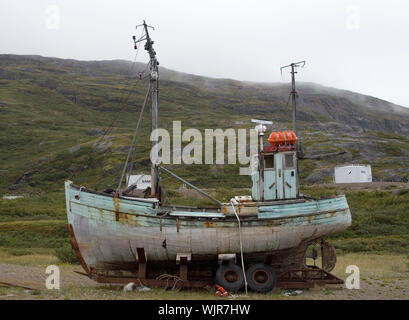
[264, 154, 274, 169]
[285, 154, 294, 168]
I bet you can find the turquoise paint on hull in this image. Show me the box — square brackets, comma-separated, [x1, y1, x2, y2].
[68, 193, 350, 229]
[65, 181, 351, 228]
[258, 195, 349, 220]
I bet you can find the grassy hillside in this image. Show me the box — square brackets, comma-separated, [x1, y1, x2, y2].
[1, 54, 409, 258]
[1, 54, 409, 197]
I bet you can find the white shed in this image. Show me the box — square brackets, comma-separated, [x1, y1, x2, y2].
[334, 165, 372, 183]
[126, 174, 151, 189]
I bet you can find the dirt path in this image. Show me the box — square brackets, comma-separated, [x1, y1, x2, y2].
[0, 263, 97, 290]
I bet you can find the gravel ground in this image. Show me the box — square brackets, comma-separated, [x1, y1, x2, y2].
[0, 263, 408, 300]
[0, 263, 97, 290]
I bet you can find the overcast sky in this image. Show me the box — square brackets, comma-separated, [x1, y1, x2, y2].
[1, 0, 408, 107]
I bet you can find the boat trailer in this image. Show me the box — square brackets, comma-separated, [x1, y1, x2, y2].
[77, 247, 344, 291]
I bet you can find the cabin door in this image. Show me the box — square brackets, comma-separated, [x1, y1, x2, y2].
[263, 154, 276, 201]
[275, 153, 284, 199]
[283, 152, 297, 199]
[262, 152, 297, 201]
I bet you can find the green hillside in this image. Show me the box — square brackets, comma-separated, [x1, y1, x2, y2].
[1, 54, 409, 195]
[1, 54, 409, 256]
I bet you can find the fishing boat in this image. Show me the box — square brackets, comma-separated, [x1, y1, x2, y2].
[65, 21, 351, 292]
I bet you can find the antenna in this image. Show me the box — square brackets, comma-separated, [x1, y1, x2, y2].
[251, 119, 273, 152]
[280, 60, 305, 137]
[132, 20, 155, 51]
[280, 61, 305, 197]
[251, 119, 273, 125]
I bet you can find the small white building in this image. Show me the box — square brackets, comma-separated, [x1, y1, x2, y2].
[334, 164, 372, 183]
[126, 174, 151, 189]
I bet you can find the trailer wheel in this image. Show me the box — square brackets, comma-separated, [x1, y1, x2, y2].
[245, 263, 276, 293]
[215, 263, 244, 292]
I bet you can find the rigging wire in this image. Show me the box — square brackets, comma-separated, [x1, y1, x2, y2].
[123, 52, 158, 181]
[94, 28, 146, 146]
[121, 54, 153, 184]
[138, 61, 151, 79]
[117, 83, 152, 191]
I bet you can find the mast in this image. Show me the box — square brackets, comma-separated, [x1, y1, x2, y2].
[280, 60, 305, 158]
[290, 63, 297, 136]
[140, 21, 160, 197]
[280, 61, 305, 198]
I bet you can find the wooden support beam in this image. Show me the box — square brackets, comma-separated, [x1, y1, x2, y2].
[179, 256, 188, 280]
[264, 254, 273, 265]
[137, 248, 147, 279]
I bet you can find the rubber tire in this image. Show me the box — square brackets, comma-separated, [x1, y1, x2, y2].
[245, 263, 276, 293]
[215, 263, 245, 292]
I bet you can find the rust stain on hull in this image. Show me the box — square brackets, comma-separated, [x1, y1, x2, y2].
[203, 221, 219, 228]
[114, 193, 119, 221]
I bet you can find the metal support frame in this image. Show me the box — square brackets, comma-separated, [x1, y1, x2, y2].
[74, 246, 343, 290]
[82, 249, 344, 290]
[87, 264, 343, 290]
[276, 265, 344, 289]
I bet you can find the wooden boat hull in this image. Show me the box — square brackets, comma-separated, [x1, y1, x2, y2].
[65, 181, 351, 273]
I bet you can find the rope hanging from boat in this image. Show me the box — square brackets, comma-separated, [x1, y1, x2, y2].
[117, 83, 152, 191]
[230, 200, 248, 295]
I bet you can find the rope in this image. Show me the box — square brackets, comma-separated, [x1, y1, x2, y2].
[155, 274, 183, 290]
[230, 200, 248, 295]
[117, 83, 152, 191]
